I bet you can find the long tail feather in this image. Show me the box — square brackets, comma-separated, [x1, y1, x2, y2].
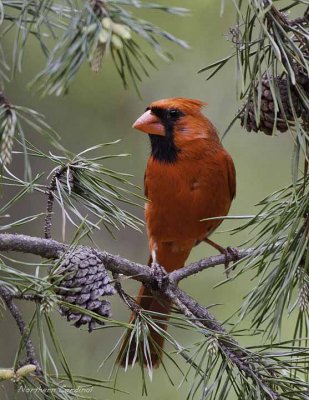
[117, 285, 171, 368]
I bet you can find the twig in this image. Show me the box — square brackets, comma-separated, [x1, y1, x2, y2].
[0, 92, 11, 109]
[44, 166, 68, 239]
[12, 293, 44, 302]
[112, 272, 141, 314]
[289, 15, 309, 27]
[154, 286, 279, 398]
[270, 4, 309, 28]
[169, 241, 285, 283]
[0, 286, 43, 376]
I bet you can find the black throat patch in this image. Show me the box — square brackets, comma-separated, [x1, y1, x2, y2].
[148, 107, 184, 163]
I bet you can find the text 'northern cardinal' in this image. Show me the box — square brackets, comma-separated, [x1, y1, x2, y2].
[118, 98, 236, 368]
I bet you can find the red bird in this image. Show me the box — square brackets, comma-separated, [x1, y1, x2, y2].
[119, 98, 236, 367]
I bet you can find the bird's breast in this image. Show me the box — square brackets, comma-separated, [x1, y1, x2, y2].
[144, 155, 232, 243]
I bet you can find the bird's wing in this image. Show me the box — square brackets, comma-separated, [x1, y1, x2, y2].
[225, 152, 236, 200]
[144, 170, 149, 198]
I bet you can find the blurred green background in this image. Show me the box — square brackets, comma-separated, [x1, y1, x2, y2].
[0, 1, 297, 399]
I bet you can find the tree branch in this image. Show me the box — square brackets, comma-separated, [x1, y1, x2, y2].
[169, 240, 285, 283]
[0, 233, 284, 284]
[44, 166, 67, 240]
[0, 233, 283, 338]
[0, 232, 285, 398]
[0, 286, 43, 376]
[0, 233, 151, 282]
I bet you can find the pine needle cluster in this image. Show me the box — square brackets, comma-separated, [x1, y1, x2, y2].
[0, 1, 308, 400]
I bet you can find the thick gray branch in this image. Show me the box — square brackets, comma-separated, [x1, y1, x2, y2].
[0, 233, 276, 284]
[0, 233, 152, 282]
[0, 232, 268, 339]
[0, 232, 280, 397]
[0, 233, 66, 258]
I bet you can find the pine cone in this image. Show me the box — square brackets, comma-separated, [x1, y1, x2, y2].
[295, 67, 309, 91]
[240, 75, 303, 135]
[50, 247, 116, 332]
[295, 64, 309, 133]
[294, 49, 309, 92]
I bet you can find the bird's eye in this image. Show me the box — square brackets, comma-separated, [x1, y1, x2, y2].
[168, 109, 182, 119]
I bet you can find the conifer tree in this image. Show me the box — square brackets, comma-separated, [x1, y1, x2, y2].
[0, 1, 308, 399]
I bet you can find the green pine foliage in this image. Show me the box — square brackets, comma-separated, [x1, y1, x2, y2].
[0, 1, 308, 399]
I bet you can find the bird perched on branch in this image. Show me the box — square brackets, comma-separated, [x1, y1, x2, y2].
[118, 97, 236, 368]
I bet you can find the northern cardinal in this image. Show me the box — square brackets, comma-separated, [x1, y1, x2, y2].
[118, 98, 236, 367]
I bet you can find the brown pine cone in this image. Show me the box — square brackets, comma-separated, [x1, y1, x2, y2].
[240, 75, 303, 135]
[295, 62, 309, 97]
[50, 247, 116, 332]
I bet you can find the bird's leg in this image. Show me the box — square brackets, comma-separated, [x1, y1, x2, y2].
[204, 238, 239, 277]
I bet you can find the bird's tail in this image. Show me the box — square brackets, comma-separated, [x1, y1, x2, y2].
[117, 283, 171, 368]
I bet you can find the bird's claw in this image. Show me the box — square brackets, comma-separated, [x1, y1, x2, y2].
[149, 262, 167, 290]
[223, 247, 240, 278]
[226, 246, 240, 259]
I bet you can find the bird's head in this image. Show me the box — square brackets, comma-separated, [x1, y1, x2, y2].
[133, 98, 207, 136]
[132, 98, 217, 163]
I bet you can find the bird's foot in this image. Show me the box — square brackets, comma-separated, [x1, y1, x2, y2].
[223, 247, 240, 278]
[204, 238, 240, 277]
[149, 262, 167, 290]
[226, 246, 240, 259]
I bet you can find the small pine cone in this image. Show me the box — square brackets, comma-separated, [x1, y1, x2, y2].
[90, 42, 106, 73]
[206, 337, 218, 358]
[240, 75, 303, 135]
[298, 281, 309, 312]
[297, 267, 309, 312]
[1, 114, 15, 165]
[50, 247, 116, 332]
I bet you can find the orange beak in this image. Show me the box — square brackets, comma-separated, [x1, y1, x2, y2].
[132, 110, 165, 136]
